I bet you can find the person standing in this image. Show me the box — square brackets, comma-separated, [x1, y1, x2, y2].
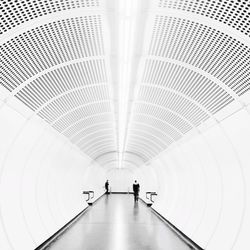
[133, 180, 140, 202]
[105, 180, 109, 194]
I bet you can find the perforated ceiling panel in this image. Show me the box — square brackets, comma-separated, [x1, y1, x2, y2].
[123, 0, 250, 166]
[0, 0, 117, 167]
[1, 0, 250, 169]
[0, 0, 100, 34]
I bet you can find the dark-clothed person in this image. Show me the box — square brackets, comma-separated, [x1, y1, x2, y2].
[133, 180, 140, 202]
[105, 180, 109, 194]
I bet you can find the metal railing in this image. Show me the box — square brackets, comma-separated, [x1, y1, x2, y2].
[146, 192, 157, 206]
[82, 190, 95, 205]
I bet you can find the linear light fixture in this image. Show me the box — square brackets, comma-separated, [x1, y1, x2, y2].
[117, 0, 138, 168]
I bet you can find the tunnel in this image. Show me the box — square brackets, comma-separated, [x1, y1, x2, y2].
[0, 0, 250, 249]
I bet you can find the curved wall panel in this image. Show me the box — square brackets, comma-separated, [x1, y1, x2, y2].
[148, 107, 250, 250]
[1, 0, 250, 249]
[0, 97, 105, 249]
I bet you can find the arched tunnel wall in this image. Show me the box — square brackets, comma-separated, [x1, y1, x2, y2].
[1, 92, 250, 250]
[1, 0, 250, 250]
[0, 97, 106, 250]
[135, 107, 250, 250]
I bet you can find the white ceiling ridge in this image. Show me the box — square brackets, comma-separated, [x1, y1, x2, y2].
[83, 139, 116, 155]
[76, 129, 115, 146]
[68, 121, 114, 140]
[153, 8, 250, 48]
[73, 127, 114, 144]
[128, 127, 171, 147]
[102, 159, 140, 169]
[126, 133, 164, 152]
[126, 143, 156, 160]
[82, 142, 116, 158]
[50, 100, 111, 125]
[0, 7, 105, 46]
[34, 83, 108, 114]
[81, 136, 115, 150]
[125, 146, 152, 161]
[91, 151, 118, 162]
[127, 133, 171, 153]
[93, 151, 118, 161]
[135, 100, 197, 128]
[99, 13, 119, 162]
[61, 112, 113, 134]
[131, 120, 180, 141]
[146, 56, 243, 106]
[132, 113, 185, 135]
[4, 56, 106, 102]
[105, 166, 134, 173]
[140, 83, 214, 119]
[123, 151, 147, 163]
[86, 147, 116, 161]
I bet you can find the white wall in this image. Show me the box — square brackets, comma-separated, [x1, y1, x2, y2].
[1, 92, 250, 250]
[106, 168, 134, 192]
[144, 107, 250, 250]
[0, 97, 106, 250]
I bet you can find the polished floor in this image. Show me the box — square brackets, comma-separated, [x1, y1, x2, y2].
[47, 194, 191, 250]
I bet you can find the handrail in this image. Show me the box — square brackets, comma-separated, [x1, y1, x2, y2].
[146, 192, 157, 203]
[82, 190, 95, 203]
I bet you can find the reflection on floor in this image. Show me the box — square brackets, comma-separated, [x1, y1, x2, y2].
[47, 194, 191, 250]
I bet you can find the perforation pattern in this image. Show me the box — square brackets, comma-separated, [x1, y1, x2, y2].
[38, 85, 109, 123]
[158, 0, 250, 37]
[0, 0, 99, 35]
[71, 123, 114, 143]
[78, 130, 114, 147]
[15, 60, 107, 111]
[149, 16, 250, 96]
[143, 59, 234, 114]
[133, 115, 182, 140]
[0, 16, 104, 91]
[0, 1, 116, 167]
[2, 1, 250, 168]
[138, 85, 209, 126]
[63, 113, 113, 137]
[130, 124, 174, 145]
[53, 102, 112, 132]
[125, 13, 250, 163]
[134, 103, 192, 133]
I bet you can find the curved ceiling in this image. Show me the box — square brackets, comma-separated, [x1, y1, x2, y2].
[1, 0, 250, 169]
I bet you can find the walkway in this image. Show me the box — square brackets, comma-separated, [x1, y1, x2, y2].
[47, 194, 191, 250]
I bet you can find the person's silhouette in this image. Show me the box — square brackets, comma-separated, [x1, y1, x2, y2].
[133, 180, 140, 202]
[105, 180, 109, 194]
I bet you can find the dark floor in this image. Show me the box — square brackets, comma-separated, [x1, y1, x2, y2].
[47, 194, 191, 250]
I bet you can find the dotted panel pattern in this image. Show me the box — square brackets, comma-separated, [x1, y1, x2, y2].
[0, 16, 104, 91]
[142, 59, 234, 114]
[158, 0, 250, 37]
[38, 85, 110, 123]
[121, 2, 250, 165]
[63, 113, 113, 137]
[128, 130, 167, 149]
[78, 130, 114, 147]
[138, 85, 209, 126]
[132, 114, 182, 140]
[70, 123, 114, 143]
[130, 124, 174, 145]
[15, 60, 107, 111]
[53, 102, 112, 131]
[0, 0, 99, 34]
[125, 12, 250, 163]
[0, 3, 117, 163]
[149, 16, 250, 96]
[134, 103, 192, 133]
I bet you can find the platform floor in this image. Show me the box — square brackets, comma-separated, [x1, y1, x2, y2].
[47, 194, 191, 250]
